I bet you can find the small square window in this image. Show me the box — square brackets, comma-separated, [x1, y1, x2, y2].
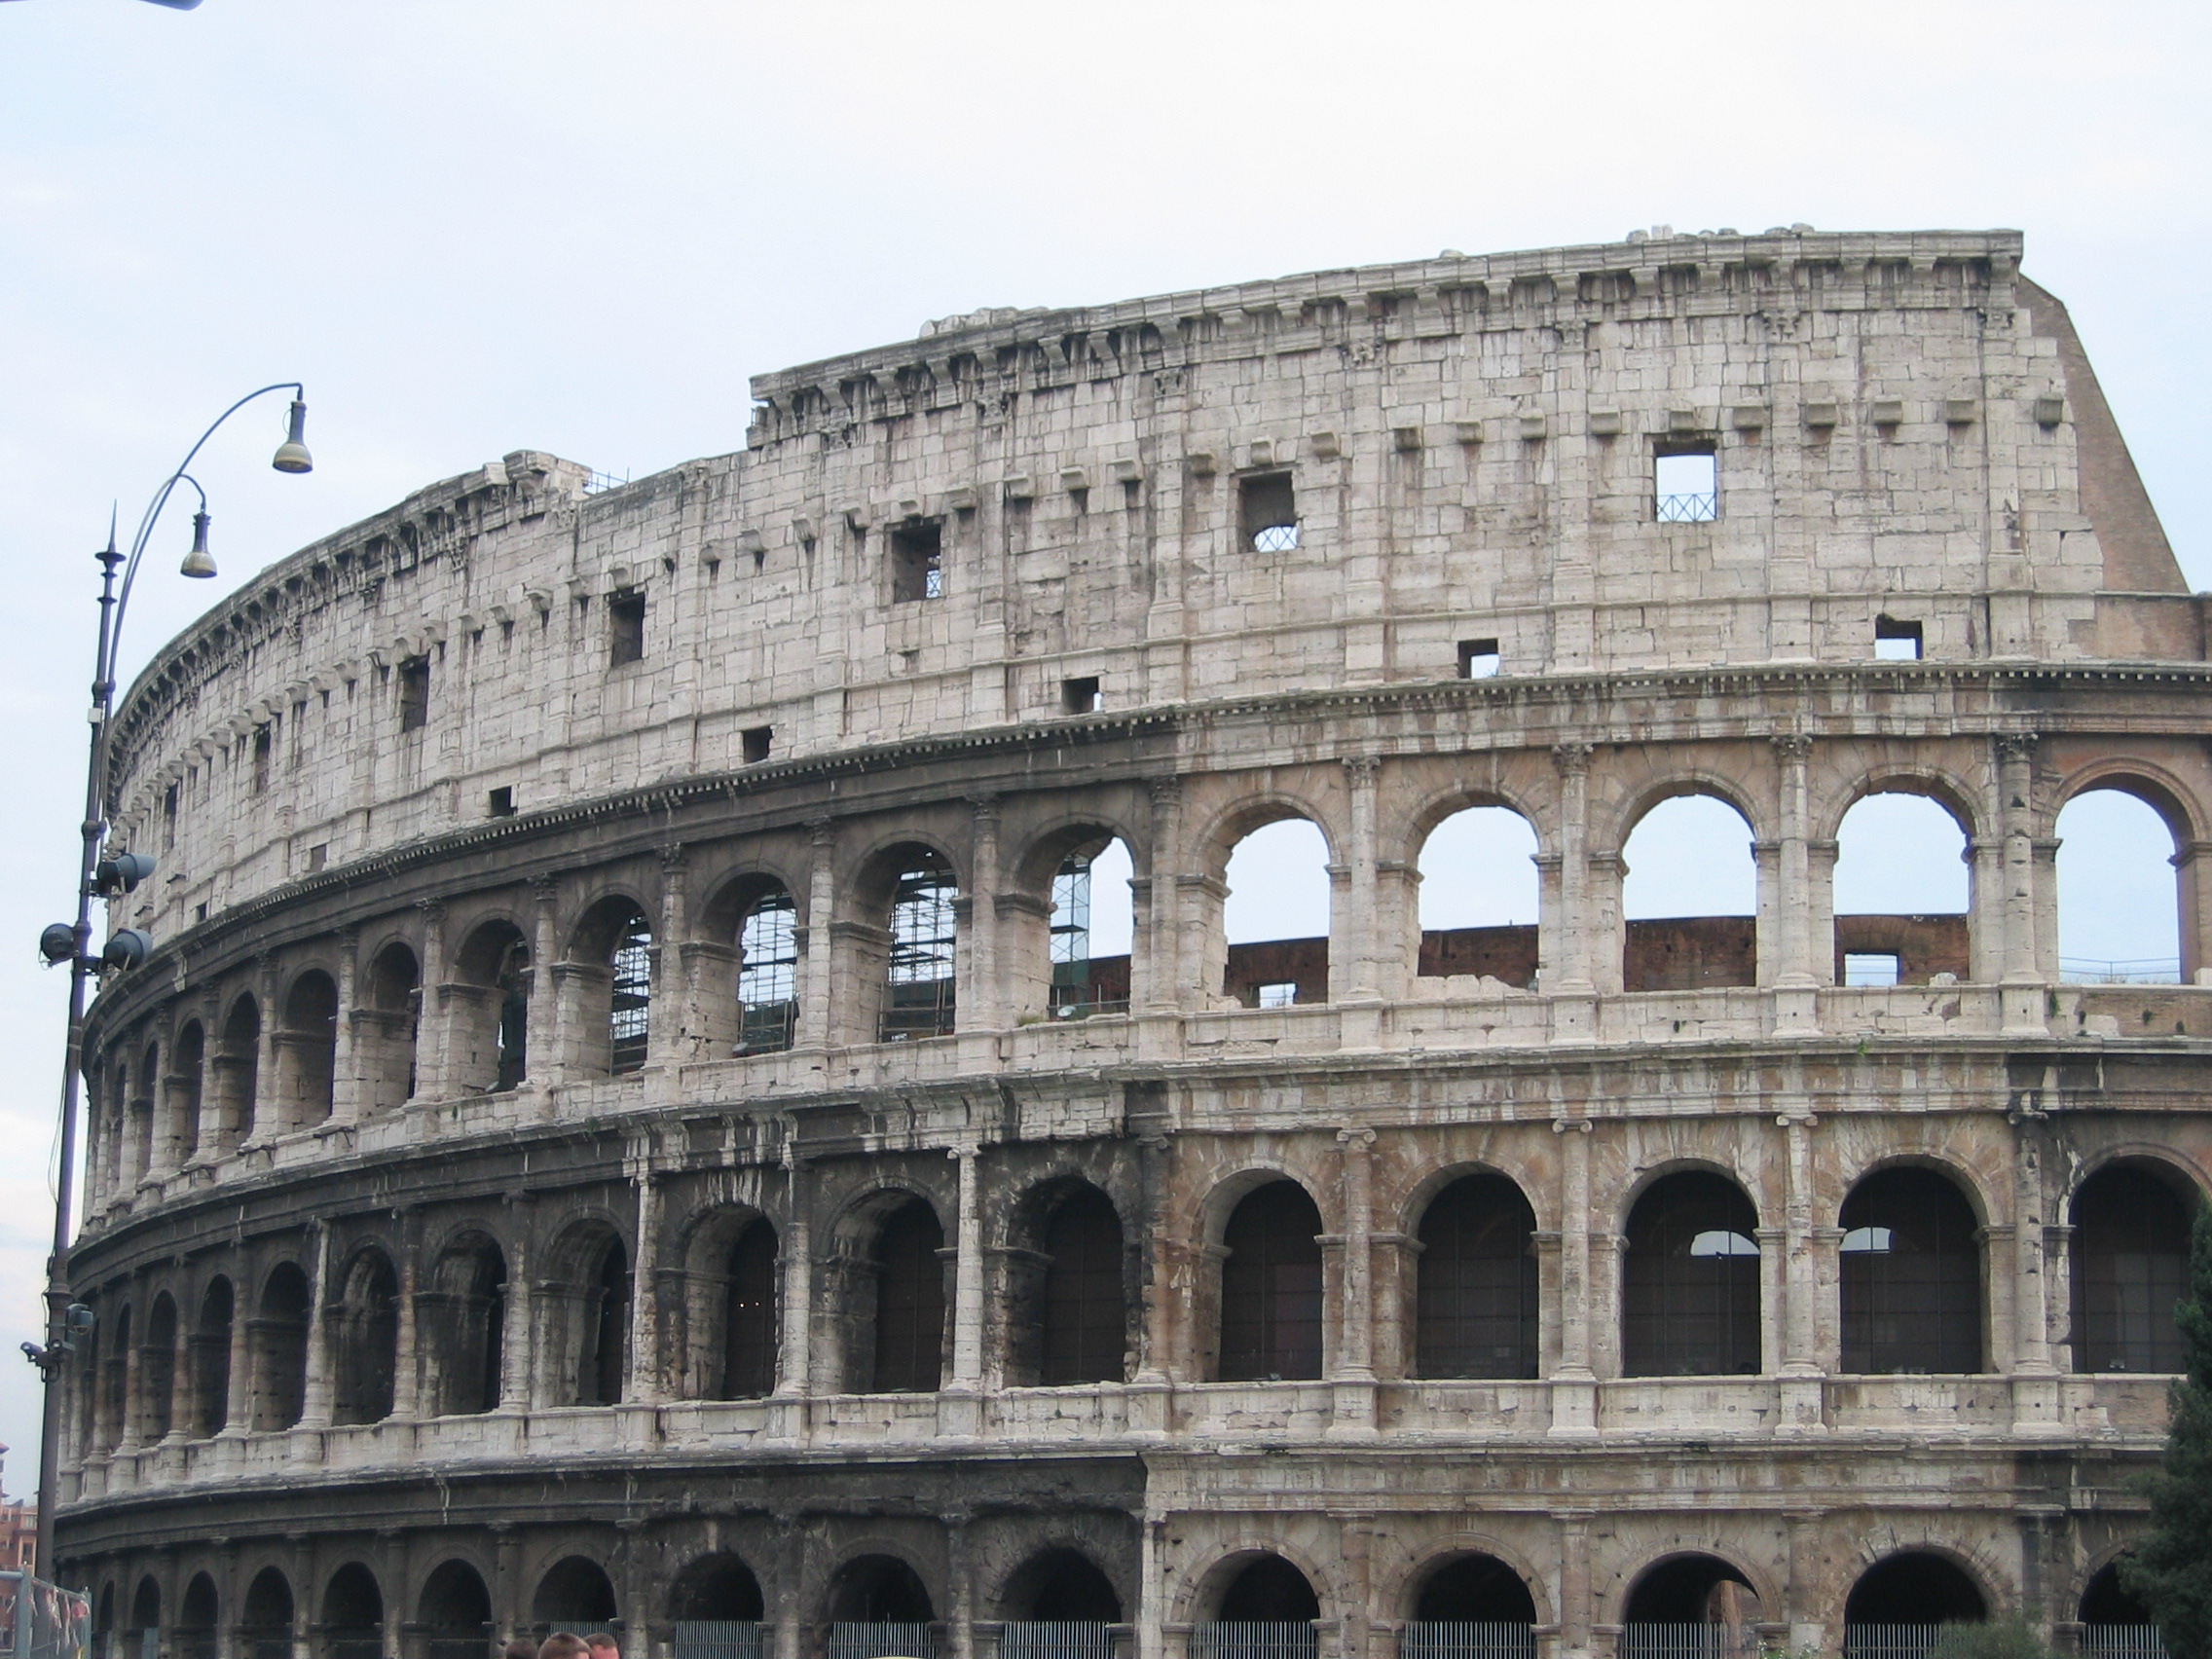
[306, 843, 328, 873]
[396, 657, 430, 732]
[1255, 981, 1299, 1009]
[891, 519, 944, 602]
[488, 787, 516, 818]
[194, 903, 207, 924]
[1655, 449, 1717, 523]
[608, 590, 646, 667]
[1844, 953, 1901, 987]
[1458, 639, 1501, 679]
[742, 726, 774, 764]
[1240, 472, 1300, 552]
[1062, 677, 1102, 715]
[251, 724, 274, 793]
[1874, 615, 1923, 660]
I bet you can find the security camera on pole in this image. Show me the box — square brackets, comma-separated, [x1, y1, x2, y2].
[28, 385, 314, 1575]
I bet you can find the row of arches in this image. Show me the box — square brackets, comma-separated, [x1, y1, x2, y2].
[77, 1158, 2195, 1455]
[92, 1546, 2163, 1659]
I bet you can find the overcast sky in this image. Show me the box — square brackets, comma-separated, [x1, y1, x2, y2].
[0, 0, 2205, 1494]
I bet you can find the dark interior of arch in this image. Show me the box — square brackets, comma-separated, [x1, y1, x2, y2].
[1219, 1181, 1325, 1382]
[1006, 1548, 1122, 1622]
[129, 1580, 161, 1633]
[1416, 1174, 1539, 1380]
[672, 1555, 765, 1622]
[1415, 1555, 1537, 1624]
[1038, 1185, 1126, 1386]
[1844, 1555, 1985, 1625]
[533, 1556, 618, 1624]
[178, 1575, 219, 1631]
[242, 1569, 294, 1632]
[1839, 1167, 1983, 1374]
[829, 1556, 934, 1624]
[2080, 1564, 2154, 1625]
[2073, 1165, 2194, 1374]
[1622, 1173, 1761, 1378]
[721, 1216, 779, 1400]
[322, 1564, 385, 1631]
[1217, 1556, 1319, 1623]
[1624, 1557, 1757, 1624]
[420, 1562, 493, 1631]
[873, 1197, 947, 1393]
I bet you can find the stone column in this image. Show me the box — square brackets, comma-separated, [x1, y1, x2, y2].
[2173, 840, 2212, 983]
[1137, 1516, 1167, 1659]
[1777, 1111, 1824, 1433]
[1341, 757, 1382, 1004]
[1997, 735, 2048, 1032]
[412, 899, 449, 1103]
[946, 1145, 986, 1413]
[1546, 746, 1595, 992]
[798, 821, 837, 1051]
[1784, 1512, 1824, 1655]
[652, 845, 689, 1067]
[629, 1163, 663, 1403]
[1334, 1512, 1375, 1659]
[963, 798, 1002, 1030]
[223, 1288, 253, 1433]
[525, 875, 561, 1090]
[499, 1198, 535, 1412]
[1550, 1117, 1598, 1435]
[1766, 737, 1824, 1018]
[252, 955, 282, 1140]
[330, 927, 364, 1122]
[777, 1149, 813, 1405]
[380, 1530, 411, 1659]
[298, 1222, 336, 1430]
[389, 1209, 421, 1420]
[1330, 1128, 1378, 1434]
[2011, 1102, 2062, 1433]
[1140, 779, 1184, 1019]
[1554, 1510, 1593, 1659]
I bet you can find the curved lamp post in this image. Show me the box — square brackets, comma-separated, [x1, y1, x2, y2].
[27, 384, 313, 1571]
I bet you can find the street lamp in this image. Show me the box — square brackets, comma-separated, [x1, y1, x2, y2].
[27, 383, 313, 1575]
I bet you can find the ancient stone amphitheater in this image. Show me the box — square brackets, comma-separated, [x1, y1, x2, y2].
[59, 230, 2209, 1659]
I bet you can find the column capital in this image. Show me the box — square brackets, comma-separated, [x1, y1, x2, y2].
[1148, 774, 1183, 809]
[1995, 731, 2042, 763]
[657, 841, 689, 874]
[1770, 733, 1814, 762]
[808, 816, 837, 848]
[1342, 755, 1382, 786]
[529, 873, 560, 908]
[1552, 742, 1595, 777]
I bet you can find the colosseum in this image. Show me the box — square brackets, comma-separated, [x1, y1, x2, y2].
[56, 228, 2207, 1659]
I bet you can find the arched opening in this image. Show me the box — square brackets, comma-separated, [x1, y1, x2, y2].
[1049, 837, 1136, 1019]
[99, 1304, 129, 1451]
[1843, 1553, 1984, 1659]
[140, 1294, 178, 1442]
[424, 1235, 507, 1416]
[568, 896, 656, 1076]
[672, 1554, 765, 1621]
[1218, 1181, 1325, 1382]
[170, 1020, 205, 1165]
[128, 1580, 161, 1659]
[453, 922, 531, 1093]
[321, 1564, 384, 1659]
[1622, 1173, 1761, 1377]
[608, 908, 654, 1074]
[882, 852, 960, 1040]
[533, 1557, 617, 1632]
[251, 1262, 312, 1430]
[241, 1568, 294, 1659]
[2079, 1564, 2160, 1654]
[1622, 795, 1757, 992]
[132, 1038, 158, 1181]
[1007, 1183, 1127, 1386]
[332, 1248, 401, 1424]
[1415, 1175, 1539, 1379]
[214, 994, 262, 1151]
[192, 1277, 234, 1437]
[419, 1562, 494, 1659]
[1833, 793, 1972, 986]
[737, 885, 801, 1053]
[362, 942, 421, 1111]
[826, 1556, 935, 1659]
[1223, 819, 1331, 1008]
[2072, 1165, 2195, 1373]
[1200, 1555, 1320, 1659]
[1407, 1555, 1537, 1659]
[1623, 1556, 1763, 1659]
[719, 1217, 779, 1400]
[1002, 1547, 1123, 1623]
[94, 1584, 114, 1659]
[1418, 806, 1542, 989]
[2058, 788, 2183, 984]
[177, 1574, 220, 1659]
[870, 1198, 946, 1392]
[1839, 1167, 1983, 1374]
[558, 1229, 631, 1408]
[277, 970, 340, 1129]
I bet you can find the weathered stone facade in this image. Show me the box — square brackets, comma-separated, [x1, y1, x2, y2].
[58, 230, 2209, 1659]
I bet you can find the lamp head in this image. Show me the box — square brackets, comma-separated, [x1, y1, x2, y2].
[179, 509, 216, 579]
[271, 398, 313, 474]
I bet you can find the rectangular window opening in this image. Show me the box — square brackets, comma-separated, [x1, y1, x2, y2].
[1874, 615, 1924, 660]
[487, 787, 516, 818]
[890, 519, 944, 602]
[251, 724, 273, 793]
[741, 725, 774, 764]
[1240, 471, 1300, 552]
[608, 590, 646, 667]
[1655, 448, 1717, 523]
[306, 844, 328, 873]
[1457, 639, 1501, 679]
[1844, 953, 1902, 987]
[396, 656, 430, 732]
[1061, 676, 1102, 715]
[1255, 981, 1299, 1009]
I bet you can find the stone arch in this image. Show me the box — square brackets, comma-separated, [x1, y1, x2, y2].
[1411, 1171, 1538, 1380]
[2055, 773, 2192, 983]
[276, 967, 340, 1130]
[669, 1554, 765, 1622]
[566, 890, 656, 1077]
[1002, 1177, 1129, 1386]
[212, 991, 262, 1152]
[359, 940, 421, 1113]
[542, 1218, 631, 1408]
[1838, 1164, 1985, 1374]
[1414, 797, 1545, 991]
[848, 840, 963, 1044]
[864, 1194, 947, 1393]
[417, 1560, 494, 1657]
[1009, 819, 1142, 1024]
[191, 1274, 234, 1436]
[451, 918, 532, 1093]
[822, 1553, 936, 1626]
[1617, 785, 1760, 994]
[1843, 1550, 1988, 1626]
[996, 1546, 1124, 1622]
[240, 1567, 295, 1659]
[1818, 766, 1982, 846]
[2077, 1560, 2157, 1629]
[330, 1244, 401, 1425]
[1215, 1178, 1327, 1382]
[169, 1017, 206, 1166]
[177, 1573, 220, 1659]
[127, 1578, 161, 1649]
[1210, 800, 1337, 1011]
[421, 1228, 508, 1416]
[1402, 1550, 1540, 1626]
[1620, 1170, 1763, 1378]
[321, 1563, 385, 1659]
[532, 1556, 617, 1629]
[131, 1035, 158, 1182]
[697, 868, 805, 1056]
[1829, 780, 1975, 988]
[2053, 761, 2204, 846]
[1195, 1551, 1323, 1625]
[140, 1291, 179, 1443]
[672, 1204, 779, 1401]
[250, 1260, 312, 1430]
[1616, 1551, 1770, 1632]
[2069, 1157, 2200, 1374]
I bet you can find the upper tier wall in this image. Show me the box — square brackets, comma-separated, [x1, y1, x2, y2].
[101, 229, 2187, 936]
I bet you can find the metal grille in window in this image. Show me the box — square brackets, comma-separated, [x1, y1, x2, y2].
[738, 892, 798, 1052]
[1049, 853, 1124, 1017]
[1654, 451, 1717, 523]
[882, 866, 957, 1039]
[609, 915, 653, 1073]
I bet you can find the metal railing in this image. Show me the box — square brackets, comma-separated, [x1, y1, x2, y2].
[1844, 1626, 1956, 1659]
[0, 1575, 90, 1659]
[1191, 1624, 1320, 1659]
[2082, 1629, 2170, 1659]
[1401, 1623, 1537, 1659]
[1656, 493, 1717, 524]
[2060, 957, 2183, 984]
[677, 1621, 766, 1659]
[1000, 1624, 1118, 1659]
[830, 1623, 936, 1659]
[1621, 1626, 1762, 1659]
